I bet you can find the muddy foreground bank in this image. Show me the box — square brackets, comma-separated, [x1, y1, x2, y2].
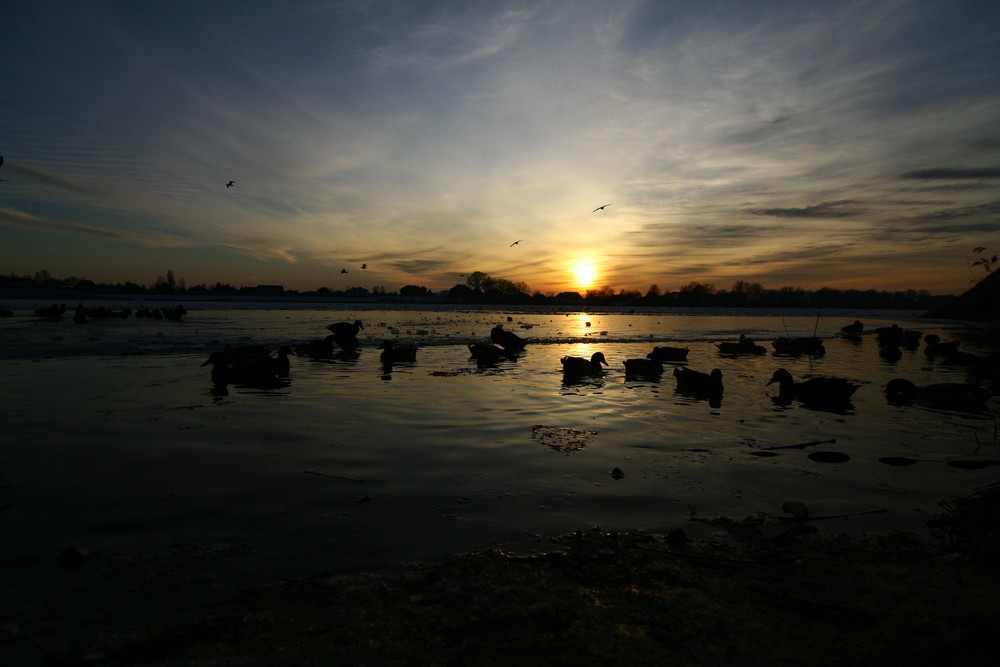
[4, 495, 999, 667]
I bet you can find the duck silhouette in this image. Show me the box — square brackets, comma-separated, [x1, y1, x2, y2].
[885, 378, 991, 413]
[772, 337, 825, 357]
[840, 320, 863, 336]
[201, 351, 284, 389]
[327, 320, 364, 348]
[264, 345, 294, 377]
[379, 340, 418, 363]
[646, 346, 689, 362]
[673, 367, 723, 398]
[924, 333, 961, 359]
[469, 343, 513, 366]
[767, 369, 856, 407]
[491, 324, 527, 352]
[623, 358, 664, 379]
[561, 352, 608, 377]
[716, 335, 766, 355]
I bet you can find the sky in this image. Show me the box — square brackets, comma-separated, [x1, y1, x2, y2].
[2, 0, 999, 296]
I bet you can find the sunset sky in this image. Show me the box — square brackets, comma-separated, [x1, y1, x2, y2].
[2, 1, 999, 295]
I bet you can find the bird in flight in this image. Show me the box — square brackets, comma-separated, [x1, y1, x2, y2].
[509, 240, 523, 247]
[361, 263, 367, 269]
[226, 181, 235, 188]
[341, 268, 348, 273]
[593, 203, 611, 212]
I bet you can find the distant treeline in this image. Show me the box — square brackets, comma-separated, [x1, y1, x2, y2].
[1, 271, 955, 311]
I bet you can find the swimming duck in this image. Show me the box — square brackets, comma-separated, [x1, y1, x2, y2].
[840, 320, 863, 336]
[264, 345, 294, 377]
[561, 352, 608, 377]
[490, 325, 527, 352]
[646, 346, 689, 362]
[772, 337, 825, 357]
[379, 341, 418, 363]
[201, 351, 284, 389]
[327, 320, 364, 348]
[766, 369, 857, 406]
[876, 325, 922, 349]
[469, 343, 512, 365]
[224, 343, 270, 363]
[885, 378, 991, 413]
[716, 334, 766, 355]
[623, 358, 664, 379]
[924, 333, 961, 359]
[296, 336, 335, 359]
[673, 367, 723, 397]
[35, 303, 66, 318]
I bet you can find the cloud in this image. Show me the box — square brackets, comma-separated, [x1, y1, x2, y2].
[233, 237, 299, 263]
[899, 167, 1000, 179]
[5, 164, 112, 197]
[750, 201, 864, 219]
[0, 206, 190, 246]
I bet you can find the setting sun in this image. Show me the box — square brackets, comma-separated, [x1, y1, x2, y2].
[572, 260, 599, 293]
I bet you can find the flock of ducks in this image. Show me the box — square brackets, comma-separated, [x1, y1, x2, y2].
[200, 318, 997, 413]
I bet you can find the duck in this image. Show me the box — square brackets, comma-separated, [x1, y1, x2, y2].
[876, 325, 922, 349]
[379, 341, 418, 363]
[623, 358, 664, 379]
[716, 334, 766, 355]
[772, 337, 825, 357]
[264, 345, 294, 377]
[201, 351, 284, 389]
[646, 346, 689, 362]
[224, 343, 270, 364]
[878, 344, 903, 362]
[673, 367, 723, 397]
[296, 336, 335, 359]
[468, 343, 512, 366]
[885, 378, 991, 413]
[840, 320, 863, 336]
[490, 324, 527, 352]
[766, 369, 857, 406]
[327, 320, 364, 348]
[35, 303, 66, 318]
[561, 352, 608, 377]
[924, 333, 961, 359]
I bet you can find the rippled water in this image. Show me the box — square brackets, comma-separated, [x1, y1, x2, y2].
[1, 301, 997, 599]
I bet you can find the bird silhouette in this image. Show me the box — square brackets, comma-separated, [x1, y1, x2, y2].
[361, 263, 367, 269]
[509, 240, 523, 247]
[593, 203, 611, 212]
[226, 181, 234, 188]
[341, 268, 348, 273]
[561, 352, 608, 378]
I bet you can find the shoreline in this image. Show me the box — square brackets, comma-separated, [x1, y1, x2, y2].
[4, 499, 997, 665]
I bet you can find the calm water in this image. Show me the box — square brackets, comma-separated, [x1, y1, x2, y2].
[1, 301, 997, 599]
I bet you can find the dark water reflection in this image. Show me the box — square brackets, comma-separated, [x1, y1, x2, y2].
[1, 307, 997, 598]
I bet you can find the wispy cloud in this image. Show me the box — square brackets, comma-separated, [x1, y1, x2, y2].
[2, 0, 999, 294]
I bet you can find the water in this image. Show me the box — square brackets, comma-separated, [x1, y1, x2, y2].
[1, 301, 997, 601]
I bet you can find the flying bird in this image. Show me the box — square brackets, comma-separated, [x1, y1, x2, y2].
[340, 268, 348, 273]
[361, 263, 367, 269]
[593, 203, 611, 212]
[509, 240, 523, 247]
[226, 181, 234, 188]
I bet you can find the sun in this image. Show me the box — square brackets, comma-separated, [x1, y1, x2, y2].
[572, 260, 598, 292]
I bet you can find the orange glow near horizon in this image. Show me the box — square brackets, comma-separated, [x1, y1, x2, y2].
[571, 259, 599, 293]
